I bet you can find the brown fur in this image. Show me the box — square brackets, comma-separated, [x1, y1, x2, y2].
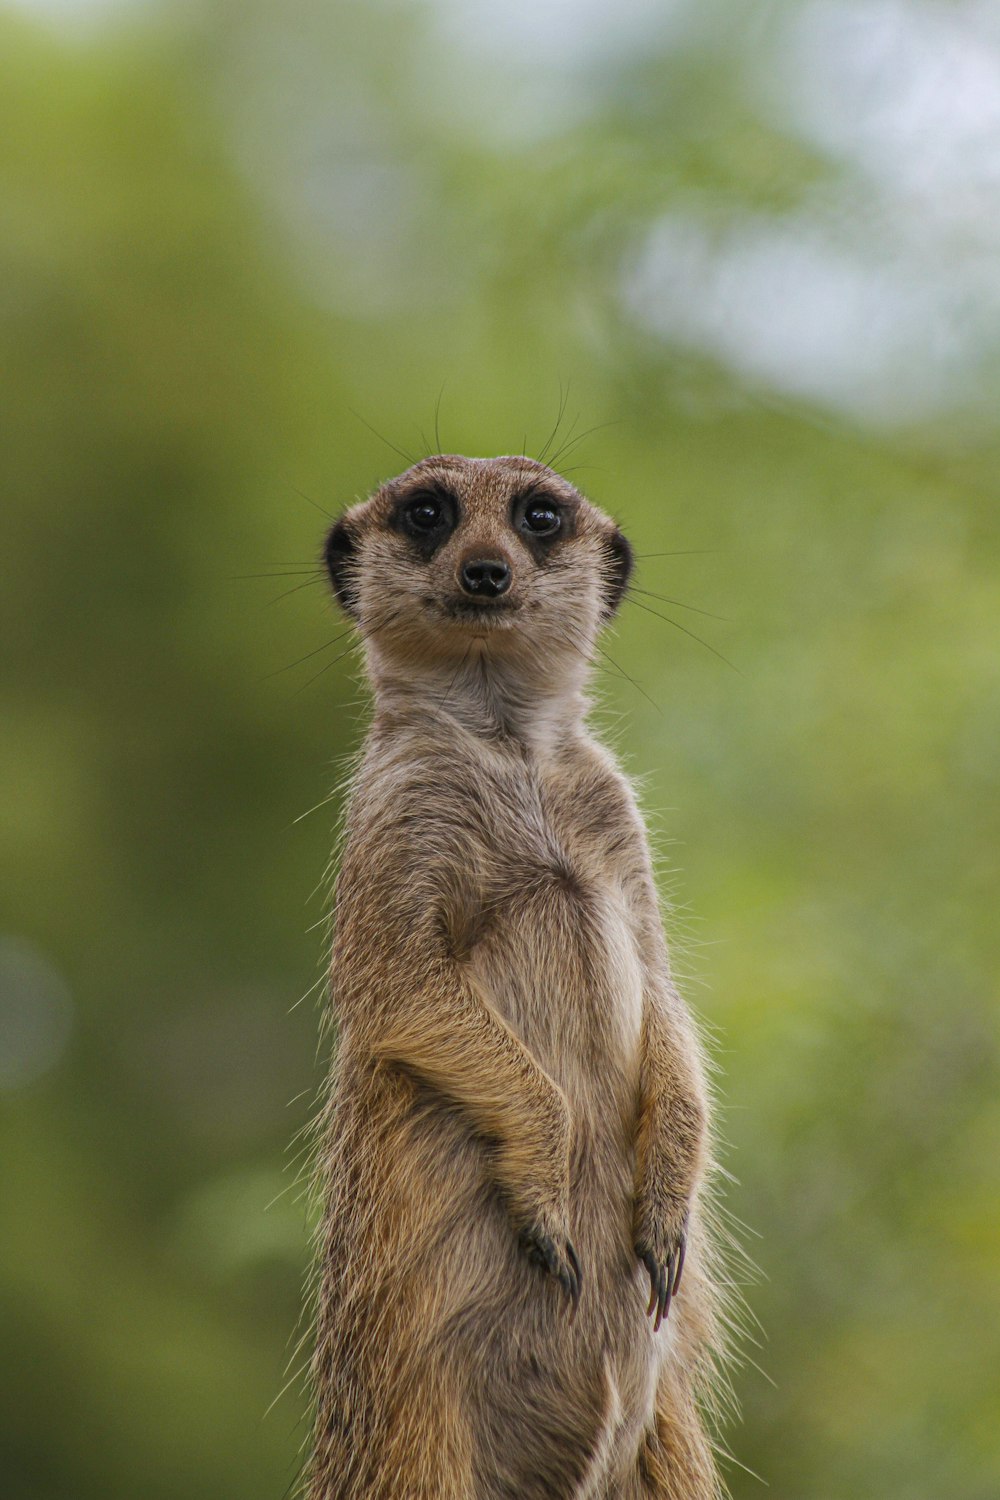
[306, 456, 725, 1499]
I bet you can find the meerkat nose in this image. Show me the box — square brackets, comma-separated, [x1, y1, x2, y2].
[459, 558, 512, 598]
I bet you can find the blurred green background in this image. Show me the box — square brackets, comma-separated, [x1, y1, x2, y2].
[2, 0, 999, 1496]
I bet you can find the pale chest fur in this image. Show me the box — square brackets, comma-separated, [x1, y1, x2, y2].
[444, 735, 651, 1110]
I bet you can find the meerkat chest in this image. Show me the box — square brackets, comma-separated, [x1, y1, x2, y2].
[463, 760, 649, 1073]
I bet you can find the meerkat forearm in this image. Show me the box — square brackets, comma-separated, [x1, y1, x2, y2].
[632, 989, 709, 1326]
[334, 817, 574, 1226]
[625, 862, 710, 1325]
[370, 959, 583, 1306]
[636, 980, 709, 1192]
[370, 955, 573, 1233]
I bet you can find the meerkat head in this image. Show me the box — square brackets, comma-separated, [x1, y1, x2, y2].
[323, 455, 632, 690]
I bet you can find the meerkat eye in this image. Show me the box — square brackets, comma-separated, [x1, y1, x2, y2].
[405, 496, 445, 532]
[520, 500, 561, 537]
[392, 488, 457, 552]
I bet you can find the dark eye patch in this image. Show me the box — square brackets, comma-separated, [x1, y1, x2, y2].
[390, 486, 458, 558]
[512, 489, 570, 555]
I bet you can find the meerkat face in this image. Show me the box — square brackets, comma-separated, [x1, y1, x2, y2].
[324, 456, 632, 673]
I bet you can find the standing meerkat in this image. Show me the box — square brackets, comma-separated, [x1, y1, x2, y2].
[307, 455, 725, 1499]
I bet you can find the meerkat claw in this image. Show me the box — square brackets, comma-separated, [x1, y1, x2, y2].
[655, 1259, 673, 1331]
[672, 1230, 687, 1296]
[638, 1245, 678, 1330]
[520, 1223, 582, 1313]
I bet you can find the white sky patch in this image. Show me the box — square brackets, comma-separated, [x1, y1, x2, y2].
[770, 0, 1000, 210]
[427, 0, 688, 67]
[620, 211, 985, 424]
[416, 0, 695, 142]
[700, 0, 1000, 422]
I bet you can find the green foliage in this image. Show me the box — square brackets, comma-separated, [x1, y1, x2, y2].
[2, 4, 998, 1496]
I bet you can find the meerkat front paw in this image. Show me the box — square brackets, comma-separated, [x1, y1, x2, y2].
[518, 1219, 582, 1315]
[634, 1203, 687, 1331]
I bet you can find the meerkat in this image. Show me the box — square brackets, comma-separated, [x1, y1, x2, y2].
[306, 455, 725, 1500]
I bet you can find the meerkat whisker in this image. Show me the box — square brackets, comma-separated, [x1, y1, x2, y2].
[535, 380, 572, 467]
[628, 585, 729, 622]
[265, 627, 359, 680]
[287, 604, 408, 695]
[233, 568, 325, 579]
[633, 549, 720, 559]
[625, 594, 742, 675]
[263, 578, 328, 609]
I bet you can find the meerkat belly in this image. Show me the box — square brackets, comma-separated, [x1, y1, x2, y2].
[466, 864, 645, 1100]
[465, 863, 646, 1271]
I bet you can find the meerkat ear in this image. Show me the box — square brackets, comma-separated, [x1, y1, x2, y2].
[324, 517, 360, 617]
[602, 527, 634, 619]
